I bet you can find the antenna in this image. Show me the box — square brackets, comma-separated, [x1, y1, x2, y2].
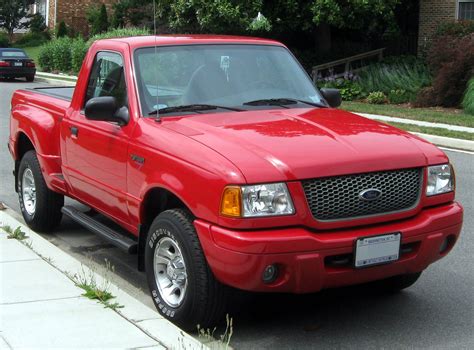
[153, 0, 160, 122]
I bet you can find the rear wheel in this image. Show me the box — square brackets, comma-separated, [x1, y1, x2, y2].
[26, 75, 35, 82]
[145, 209, 228, 331]
[18, 150, 63, 232]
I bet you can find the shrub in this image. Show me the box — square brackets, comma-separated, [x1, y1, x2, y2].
[435, 20, 474, 38]
[357, 61, 431, 99]
[38, 37, 74, 72]
[87, 27, 150, 46]
[38, 43, 54, 71]
[462, 78, 474, 115]
[0, 33, 9, 47]
[56, 21, 68, 38]
[367, 91, 386, 104]
[415, 33, 474, 108]
[51, 37, 72, 72]
[87, 4, 109, 35]
[318, 74, 363, 101]
[15, 32, 50, 47]
[38, 27, 150, 74]
[388, 89, 411, 104]
[71, 38, 88, 74]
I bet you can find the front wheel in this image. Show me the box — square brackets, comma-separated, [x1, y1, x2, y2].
[145, 209, 228, 331]
[18, 150, 63, 232]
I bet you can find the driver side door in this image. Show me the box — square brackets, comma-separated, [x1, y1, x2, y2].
[62, 51, 133, 228]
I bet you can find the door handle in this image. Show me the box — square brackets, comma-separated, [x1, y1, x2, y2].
[70, 126, 78, 137]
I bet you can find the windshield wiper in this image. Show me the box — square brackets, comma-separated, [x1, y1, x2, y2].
[148, 104, 243, 116]
[243, 98, 327, 108]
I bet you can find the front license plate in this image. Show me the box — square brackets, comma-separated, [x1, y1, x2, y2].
[14, 62, 22, 67]
[354, 233, 401, 268]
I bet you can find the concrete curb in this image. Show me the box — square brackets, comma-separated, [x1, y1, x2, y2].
[410, 132, 474, 152]
[0, 207, 209, 350]
[354, 113, 474, 152]
[35, 72, 77, 86]
[358, 113, 474, 134]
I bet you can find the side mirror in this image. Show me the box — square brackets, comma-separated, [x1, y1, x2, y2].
[84, 96, 129, 125]
[320, 88, 342, 108]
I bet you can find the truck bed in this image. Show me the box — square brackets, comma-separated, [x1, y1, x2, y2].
[29, 86, 75, 101]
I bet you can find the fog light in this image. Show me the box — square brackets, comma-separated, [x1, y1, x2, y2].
[262, 264, 279, 284]
[439, 235, 455, 254]
[439, 238, 449, 253]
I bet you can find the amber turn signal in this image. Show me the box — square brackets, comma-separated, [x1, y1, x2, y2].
[220, 186, 242, 217]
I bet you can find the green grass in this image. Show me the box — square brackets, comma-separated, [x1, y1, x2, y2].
[342, 101, 474, 128]
[385, 121, 474, 141]
[22, 46, 42, 68]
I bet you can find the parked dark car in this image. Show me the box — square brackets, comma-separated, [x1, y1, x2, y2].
[0, 48, 36, 82]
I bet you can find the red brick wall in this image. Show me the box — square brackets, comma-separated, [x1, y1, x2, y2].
[48, 0, 118, 37]
[418, 0, 457, 54]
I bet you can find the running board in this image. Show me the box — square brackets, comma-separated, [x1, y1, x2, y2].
[61, 206, 138, 254]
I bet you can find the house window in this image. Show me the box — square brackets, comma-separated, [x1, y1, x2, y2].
[459, 0, 474, 20]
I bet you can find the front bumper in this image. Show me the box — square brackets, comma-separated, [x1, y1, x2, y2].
[195, 202, 463, 293]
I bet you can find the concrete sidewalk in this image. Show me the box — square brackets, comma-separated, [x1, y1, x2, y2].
[0, 208, 207, 350]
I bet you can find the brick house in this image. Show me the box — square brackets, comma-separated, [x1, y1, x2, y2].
[418, 0, 474, 52]
[34, 0, 118, 36]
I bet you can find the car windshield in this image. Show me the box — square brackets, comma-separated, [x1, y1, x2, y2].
[134, 44, 324, 116]
[1, 50, 26, 58]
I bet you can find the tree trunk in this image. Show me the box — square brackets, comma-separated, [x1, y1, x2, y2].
[315, 23, 332, 54]
[8, 29, 14, 44]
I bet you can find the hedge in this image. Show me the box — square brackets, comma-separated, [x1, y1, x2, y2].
[38, 27, 150, 74]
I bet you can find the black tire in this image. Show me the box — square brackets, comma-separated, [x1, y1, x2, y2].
[145, 209, 228, 331]
[26, 75, 35, 82]
[18, 150, 63, 232]
[370, 272, 422, 293]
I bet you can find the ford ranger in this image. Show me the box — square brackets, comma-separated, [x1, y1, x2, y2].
[8, 35, 463, 331]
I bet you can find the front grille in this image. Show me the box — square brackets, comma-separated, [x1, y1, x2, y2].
[302, 168, 422, 221]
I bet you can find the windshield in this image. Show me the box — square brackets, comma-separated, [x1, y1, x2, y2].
[134, 44, 324, 115]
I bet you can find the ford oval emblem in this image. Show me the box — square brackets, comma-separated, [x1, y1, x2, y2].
[359, 189, 382, 201]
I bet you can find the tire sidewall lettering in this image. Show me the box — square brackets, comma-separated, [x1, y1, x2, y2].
[148, 226, 181, 319]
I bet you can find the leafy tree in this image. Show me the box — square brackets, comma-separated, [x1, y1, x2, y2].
[111, 0, 153, 28]
[156, 0, 262, 33]
[312, 0, 401, 52]
[0, 0, 35, 42]
[29, 13, 47, 33]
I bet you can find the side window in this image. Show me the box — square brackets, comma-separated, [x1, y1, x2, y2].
[85, 51, 127, 108]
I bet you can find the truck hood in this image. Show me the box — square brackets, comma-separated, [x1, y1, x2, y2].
[162, 108, 447, 183]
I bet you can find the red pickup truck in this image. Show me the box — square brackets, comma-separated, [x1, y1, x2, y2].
[9, 35, 463, 331]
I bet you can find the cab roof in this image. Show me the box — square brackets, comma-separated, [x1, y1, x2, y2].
[100, 34, 285, 49]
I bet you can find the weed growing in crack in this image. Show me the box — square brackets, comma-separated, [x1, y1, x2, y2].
[71, 266, 123, 310]
[197, 314, 233, 349]
[4, 226, 29, 240]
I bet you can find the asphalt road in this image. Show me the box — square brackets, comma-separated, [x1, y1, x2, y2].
[1, 79, 473, 349]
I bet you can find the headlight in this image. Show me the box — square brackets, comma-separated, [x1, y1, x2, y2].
[426, 164, 454, 196]
[220, 183, 295, 217]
